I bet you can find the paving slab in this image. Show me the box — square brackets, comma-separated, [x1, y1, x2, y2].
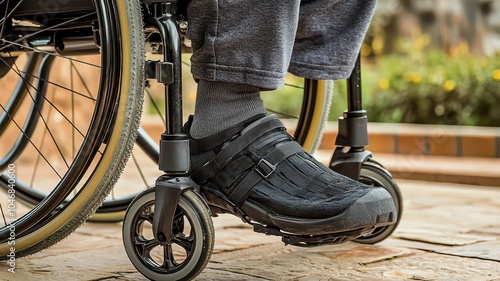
[392, 229, 497, 246]
[435, 240, 500, 262]
[199, 243, 500, 281]
[378, 237, 453, 252]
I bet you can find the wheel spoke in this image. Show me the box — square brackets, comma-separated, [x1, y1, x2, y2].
[265, 108, 298, 119]
[0, 0, 23, 27]
[1, 53, 105, 185]
[7, 56, 70, 168]
[145, 87, 166, 126]
[3, 56, 92, 138]
[70, 61, 97, 100]
[0, 103, 63, 179]
[30, 90, 56, 188]
[137, 208, 153, 224]
[132, 153, 149, 188]
[2, 40, 101, 69]
[284, 83, 304, 89]
[172, 235, 194, 252]
[0, 203, 7, 226]
[162, 244, 177, 269]
[135, 236, 159, 258]
[0, 12, 97, 53]
[21, 70, 98, 102]
[70, 63, 76, 160]
[173, 211, 183, 221]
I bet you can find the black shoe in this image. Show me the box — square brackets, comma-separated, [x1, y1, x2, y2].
[186, 114, 397, 235]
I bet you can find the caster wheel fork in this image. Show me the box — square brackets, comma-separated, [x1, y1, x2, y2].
[123, 189, 215, 281]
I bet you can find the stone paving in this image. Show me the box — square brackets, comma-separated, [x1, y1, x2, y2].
[1, 179, 499, 281]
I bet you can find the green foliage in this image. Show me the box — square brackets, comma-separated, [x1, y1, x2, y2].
[262, 74, 379, 122]
[329, 68, 380, 121]
[364, 50, 500, 126]
[261, 75, 306, 118]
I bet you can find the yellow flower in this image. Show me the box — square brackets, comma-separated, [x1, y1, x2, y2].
[414, 34, 431, 52]
[371, 36, 384, 54]
[360, 43, 372, 57]
[379, 79, 390, 90]
[403, 72, 421, 84]
[443, 80, 456, 92]
[493, 69, 500, 81]
[459, 41, 469, 55]
[411, 73, 421, 84]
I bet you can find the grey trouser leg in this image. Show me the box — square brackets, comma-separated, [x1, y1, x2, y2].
[187, 0, 377, 90]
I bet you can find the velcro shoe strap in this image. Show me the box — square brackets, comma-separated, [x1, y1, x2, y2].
[191, 118, 283, 184]
[228, 141, 304, 206]
[213, 156, 254, 190]
[190, 125, 244, 155]
[188, 114, 265, 154]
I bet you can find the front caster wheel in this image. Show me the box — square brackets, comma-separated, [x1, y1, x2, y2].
[354, 159, 403, 244]
[123, 189, 214, 281]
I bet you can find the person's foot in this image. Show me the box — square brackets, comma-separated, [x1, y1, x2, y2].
[186, 114, 397, 235]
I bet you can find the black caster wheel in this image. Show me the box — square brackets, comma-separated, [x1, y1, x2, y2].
[123, 189, 215, 281]
[353, 159, 403, 244]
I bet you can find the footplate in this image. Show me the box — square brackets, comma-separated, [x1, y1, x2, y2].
[253, 224, 375, 247]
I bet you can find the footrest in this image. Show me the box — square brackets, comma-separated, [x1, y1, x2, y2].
[253, 223, 375, 247]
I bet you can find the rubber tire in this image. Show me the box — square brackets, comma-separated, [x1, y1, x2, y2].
[123, 189, 215, 281]
[353, 160, 403, 244]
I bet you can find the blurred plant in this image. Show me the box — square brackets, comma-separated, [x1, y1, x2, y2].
[365, 45, 500, 126]
[260, 74, 305, 118]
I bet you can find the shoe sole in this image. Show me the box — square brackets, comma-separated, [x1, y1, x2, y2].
[243, 187, 397, 235]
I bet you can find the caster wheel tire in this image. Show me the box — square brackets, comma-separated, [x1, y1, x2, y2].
[353, 159, 403, 244]
[123, 189, 214, 281]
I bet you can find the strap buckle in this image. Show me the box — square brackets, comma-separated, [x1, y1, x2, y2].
[255, 159, 276, 178]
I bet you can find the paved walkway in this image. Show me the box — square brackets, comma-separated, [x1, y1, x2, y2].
[1, 179, 499, 281]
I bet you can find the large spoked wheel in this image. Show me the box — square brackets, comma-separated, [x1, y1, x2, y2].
[123, 189, 214, 281]
[354, 159, 403, 244]
[0, 0, 144, 258]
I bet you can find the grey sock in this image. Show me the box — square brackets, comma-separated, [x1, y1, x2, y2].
[190, 80, 267, 139]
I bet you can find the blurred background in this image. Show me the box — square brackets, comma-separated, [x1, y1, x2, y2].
[326, 0, 500, 127]
[349, 0, 500, 127]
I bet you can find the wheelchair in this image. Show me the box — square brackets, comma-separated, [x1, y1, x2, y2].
[0, 1, 402, 280]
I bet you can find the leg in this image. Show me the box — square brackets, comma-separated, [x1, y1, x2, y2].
[187, 0, 301, 138]
[186, 0, 376, 138]
[290, 0, 378, 80]
[187, 0, 300, 89]
[188, 0, 377, 85]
